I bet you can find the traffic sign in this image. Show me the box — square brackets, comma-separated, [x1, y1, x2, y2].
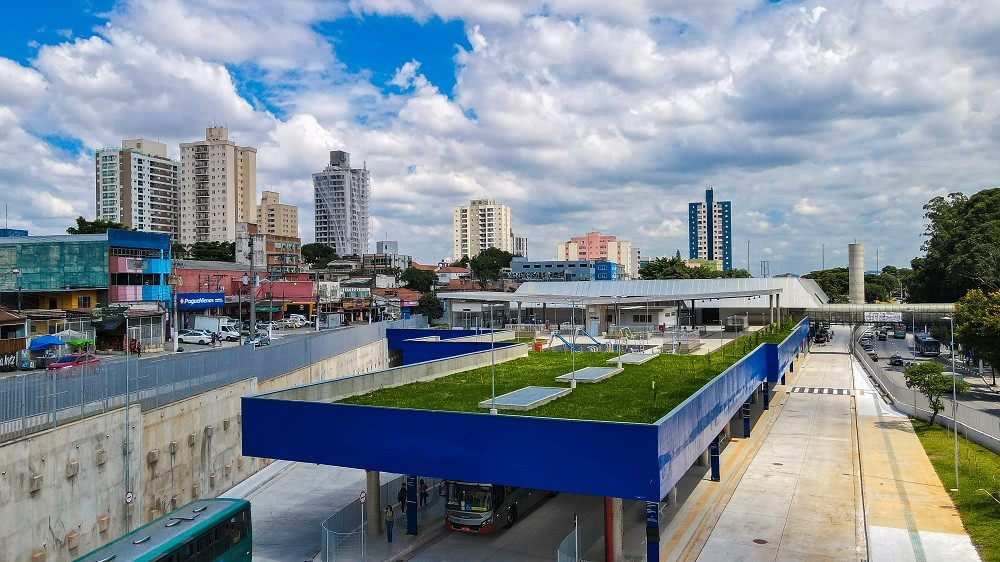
[359, 491, 366, 504]
[125, 491, 134, 505]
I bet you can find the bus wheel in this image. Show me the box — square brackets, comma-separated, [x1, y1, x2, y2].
[505, 507, 517, 529]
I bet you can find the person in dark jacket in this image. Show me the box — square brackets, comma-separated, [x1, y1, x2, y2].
[419, 479, 429, 507]
[398, 484, 406, 513]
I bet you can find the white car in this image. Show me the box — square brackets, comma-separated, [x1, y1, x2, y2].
[258, 321, 281, 331]
[178, 329, 213, 345]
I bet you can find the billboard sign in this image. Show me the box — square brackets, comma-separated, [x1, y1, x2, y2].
[177, 292, 225, 310]
[864, 311, 903, 323]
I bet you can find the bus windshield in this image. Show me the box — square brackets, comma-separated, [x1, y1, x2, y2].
[447, 482, 493, 512]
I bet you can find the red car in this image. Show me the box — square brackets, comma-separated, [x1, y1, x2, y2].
[47, 354, 101, 371]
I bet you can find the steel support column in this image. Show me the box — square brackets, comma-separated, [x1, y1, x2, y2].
[710, 435, 721, 481]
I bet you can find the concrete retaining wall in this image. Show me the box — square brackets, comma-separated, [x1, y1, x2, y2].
[0, 337, 391, 562]
[264, 343, 530, 403]
[140, 378, 263, 525]
[0, 405, 141, 562]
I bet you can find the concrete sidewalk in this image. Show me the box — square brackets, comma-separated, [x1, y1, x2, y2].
[854, 362, 981, 561]
[675, 332, 865, 561]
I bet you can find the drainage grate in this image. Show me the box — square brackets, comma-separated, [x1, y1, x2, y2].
[790, 387, 851, 395]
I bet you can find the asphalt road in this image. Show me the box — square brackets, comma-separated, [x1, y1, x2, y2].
[867, 331, 1000, 415]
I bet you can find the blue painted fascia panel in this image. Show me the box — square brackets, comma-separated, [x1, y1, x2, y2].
[400, 340, 517, 365]
[241, 398, 660, 500]
[655, 345, 769, 499]
[774, 317, 810, 381]
[386, 328, 490, 350]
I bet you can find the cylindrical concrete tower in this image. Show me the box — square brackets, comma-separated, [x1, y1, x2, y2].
[848, 243, 865, 304]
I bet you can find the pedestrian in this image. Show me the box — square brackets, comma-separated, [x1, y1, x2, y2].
[384, 506, 394, 543]
[398, 484, 406, 513]
[136, 341, 142, 357]
[419, 479, 429, 507]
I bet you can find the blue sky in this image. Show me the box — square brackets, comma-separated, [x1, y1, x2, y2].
[1, 0, 999, 273]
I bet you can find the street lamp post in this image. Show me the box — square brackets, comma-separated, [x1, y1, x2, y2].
[944, 315, 959, 490]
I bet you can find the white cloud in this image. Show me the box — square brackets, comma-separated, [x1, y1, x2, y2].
[793, 198, 822, 216]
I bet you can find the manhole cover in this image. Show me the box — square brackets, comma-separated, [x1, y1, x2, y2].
[753, 539, 769, 545]
[773, 462, 783, 466]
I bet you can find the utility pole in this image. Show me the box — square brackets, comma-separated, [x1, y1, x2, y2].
[821, 243, 825, 271]
[248, 236, 256, 338]
[747, 240, 750, 276]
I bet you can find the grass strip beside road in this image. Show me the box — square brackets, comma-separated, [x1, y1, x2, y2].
[913, 422, 1000, 561]
[340, 320, 796, 424]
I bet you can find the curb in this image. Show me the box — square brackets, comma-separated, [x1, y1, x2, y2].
[386, 517, 449, 562]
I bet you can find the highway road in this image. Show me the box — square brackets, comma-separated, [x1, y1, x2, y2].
[867, 330, 1000, 416]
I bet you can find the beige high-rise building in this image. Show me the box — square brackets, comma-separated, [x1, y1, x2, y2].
[178, 127, 257, 244]
[452, 199, 513, 260]
[95, 139, 179, 237]
[257, 191, 298, 238]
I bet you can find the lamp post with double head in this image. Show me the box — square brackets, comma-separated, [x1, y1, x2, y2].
[943, 315, 959, 490]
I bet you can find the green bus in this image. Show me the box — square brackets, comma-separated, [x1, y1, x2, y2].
[74, 498, 251, 562]
[893, 325, 907, 339]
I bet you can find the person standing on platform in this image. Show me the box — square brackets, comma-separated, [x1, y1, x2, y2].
[419, 479, 429, 507]
[398, 484, 406, 513]
[385, 506, 394, 543]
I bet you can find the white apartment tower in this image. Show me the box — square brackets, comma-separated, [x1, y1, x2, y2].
[313, 150, 370, 256]
[257, 190, 299, 238]
[95, 139, 179, 237]
[178, 127, 257, 244]
[452, 199, 513, 259]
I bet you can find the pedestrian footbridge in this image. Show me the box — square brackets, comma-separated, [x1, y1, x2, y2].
[805, 303, 955, 325]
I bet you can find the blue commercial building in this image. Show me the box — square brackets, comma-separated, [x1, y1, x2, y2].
[593, 261, 618, 280]
[509, 258, 621, 281]
[688, 188, 732, 270]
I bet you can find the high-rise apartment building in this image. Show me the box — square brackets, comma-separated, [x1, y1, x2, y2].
[313, 151, 370, 256]
[513, 235, 529, 258]
[95, 139, 179, 237]
[178, 127, 257, 244]
[257, 191, 298, 238]
[452, 199, 513, 259]
[556, 231, 637, 278]
[688, 187, 732, 270]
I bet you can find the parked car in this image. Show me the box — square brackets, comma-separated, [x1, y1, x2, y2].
[178, 329, 213, 345]
[258, 321, 281, 331]
[47, 353, 100, 371]
[867, 350, 879, 361]
[245, 334, 270, 347]
[218, 327, 240, 342]
[889, 354, 905, 366]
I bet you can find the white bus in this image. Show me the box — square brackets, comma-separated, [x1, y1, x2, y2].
[444, 481, 553, 534]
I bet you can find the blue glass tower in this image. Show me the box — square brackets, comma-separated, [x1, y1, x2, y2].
[687, 188, 732, 270]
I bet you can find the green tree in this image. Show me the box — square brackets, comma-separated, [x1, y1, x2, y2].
[451, 256, 470, 268]
[301, 243, 338, 268]
[802, 268, 850, 303]
[954, 289, 1000, 385]
[639, 254, 752, 280]
[469, 247, 513, 288]
[66, 216, 129, 234]
[903, 361, 969, 425]
[400, 267, 438, 293]
[415, 292, 444, 320]
[171, 242, 190, 259]
[909, 189, 1000, 302]
[189, 241, 235, 262]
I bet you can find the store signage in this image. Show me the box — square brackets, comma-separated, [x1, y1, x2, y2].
[0, 353, 16, 371]
[177, 292, 225, 310]
[864, 311, 903, 323]
[126, 258, 147, 270]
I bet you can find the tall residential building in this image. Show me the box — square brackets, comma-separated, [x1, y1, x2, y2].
[452, 199, 513, 259]
[313, 150, 370, 256]
[257, 190, 299, 238]
[513, 235, 529, 258]
[178, 127, 257, 244]
[688, 187, 732, 270]
[95, 139, 179, 237]
[556, 231, 637, 278]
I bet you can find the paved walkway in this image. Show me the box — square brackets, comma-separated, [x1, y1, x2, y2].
[854, 362, 981, 561]
[661, 329, 981, 561]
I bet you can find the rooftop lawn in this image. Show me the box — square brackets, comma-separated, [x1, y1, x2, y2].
[340, 320, 798, 424]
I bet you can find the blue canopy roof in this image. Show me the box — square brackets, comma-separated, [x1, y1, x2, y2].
[29, 335, 64, 351]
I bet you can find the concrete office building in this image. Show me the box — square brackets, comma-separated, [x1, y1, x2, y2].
[236, 222, 302, 279]
[95, 139, 179, 237]
[178, 127, 257, 244]
[452, 199, 513, 259]
[513, 235, 529, 258]
[313, 151, 370, 256]
[688, 187, 732, 270]
[257, 191, 299, 238]
[556, 231, 637, 279]
[376, 240, 398, 254]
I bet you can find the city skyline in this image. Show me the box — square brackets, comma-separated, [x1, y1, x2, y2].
[3, 2, 1000, 273]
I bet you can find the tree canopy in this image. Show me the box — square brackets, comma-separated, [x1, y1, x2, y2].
[400, 267, 438, 293]
[301, 243, 339, 268]
[469, 247, 514, 288]
[954, 288, 1000, 385]
[451, 256, 470, 268]
[903, 360, 969, 424]
[188, 241, 235, 262]
[638, 254, 752, 280]
[908, 188, 1000, 302]
[67, 216, 129, 234]
[415, 292, 444, 320]
[802, 266, 910, 303]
